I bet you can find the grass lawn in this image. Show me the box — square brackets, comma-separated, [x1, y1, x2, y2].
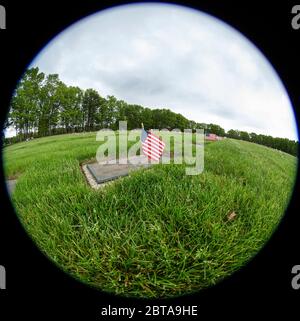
[2, 132, 298, 298]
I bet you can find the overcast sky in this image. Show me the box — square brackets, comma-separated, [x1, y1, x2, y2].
[28, 3, 298, 140]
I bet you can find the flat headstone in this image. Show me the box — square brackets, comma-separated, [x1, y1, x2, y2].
[82, 146, 200, 189]
[86, 155, 152, 184]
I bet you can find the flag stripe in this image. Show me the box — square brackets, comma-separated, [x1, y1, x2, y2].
[142, 141, 164, 155]
[142, 146, 160, 159]
[141, 129, 165, 161]
[144, 137, 165, 152]
[142, 145, 161, 158]
[142, 150, 160, 161]
[147, 140, 165, 152]
[148, 133, 165, 146]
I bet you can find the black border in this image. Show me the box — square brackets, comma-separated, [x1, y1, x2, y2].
[0, 1, 300, 319]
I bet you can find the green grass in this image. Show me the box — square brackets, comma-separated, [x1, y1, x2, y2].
[3, 132, 297, 298]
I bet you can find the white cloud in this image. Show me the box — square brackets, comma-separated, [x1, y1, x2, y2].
[31, 3, 298, 140]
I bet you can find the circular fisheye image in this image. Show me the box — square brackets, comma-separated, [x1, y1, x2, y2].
[2, 3, 298, 298]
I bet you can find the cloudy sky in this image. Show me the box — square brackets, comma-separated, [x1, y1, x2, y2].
[29, 3, 298, 140]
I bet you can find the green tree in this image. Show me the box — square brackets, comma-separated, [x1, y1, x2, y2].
[240, 131, 250, 141]
[104, 95, 120, 129]
[122, 104, 144, 129]
[82, 89, 101, 131]
[38, 73, 62, 136]
[59, 85, 83, 133]
[207, 123, 225, 136]
[227, 129, 240, 139]
[10, 67, 45, 139]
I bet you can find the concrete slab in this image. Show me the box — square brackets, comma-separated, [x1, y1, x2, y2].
[82, 145, 201, 189]
[84, 155, 153, 187]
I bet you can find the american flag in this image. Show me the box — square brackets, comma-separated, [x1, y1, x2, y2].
[141, 128, 165, 161]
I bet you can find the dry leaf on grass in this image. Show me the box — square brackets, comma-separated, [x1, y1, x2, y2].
[227, 211, 237, 221]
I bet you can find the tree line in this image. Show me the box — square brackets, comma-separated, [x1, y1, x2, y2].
[2, 67, 298, 156]
[226, 129, 298, 156]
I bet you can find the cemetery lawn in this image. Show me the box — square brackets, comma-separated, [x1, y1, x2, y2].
[3, 132, 297, 298]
